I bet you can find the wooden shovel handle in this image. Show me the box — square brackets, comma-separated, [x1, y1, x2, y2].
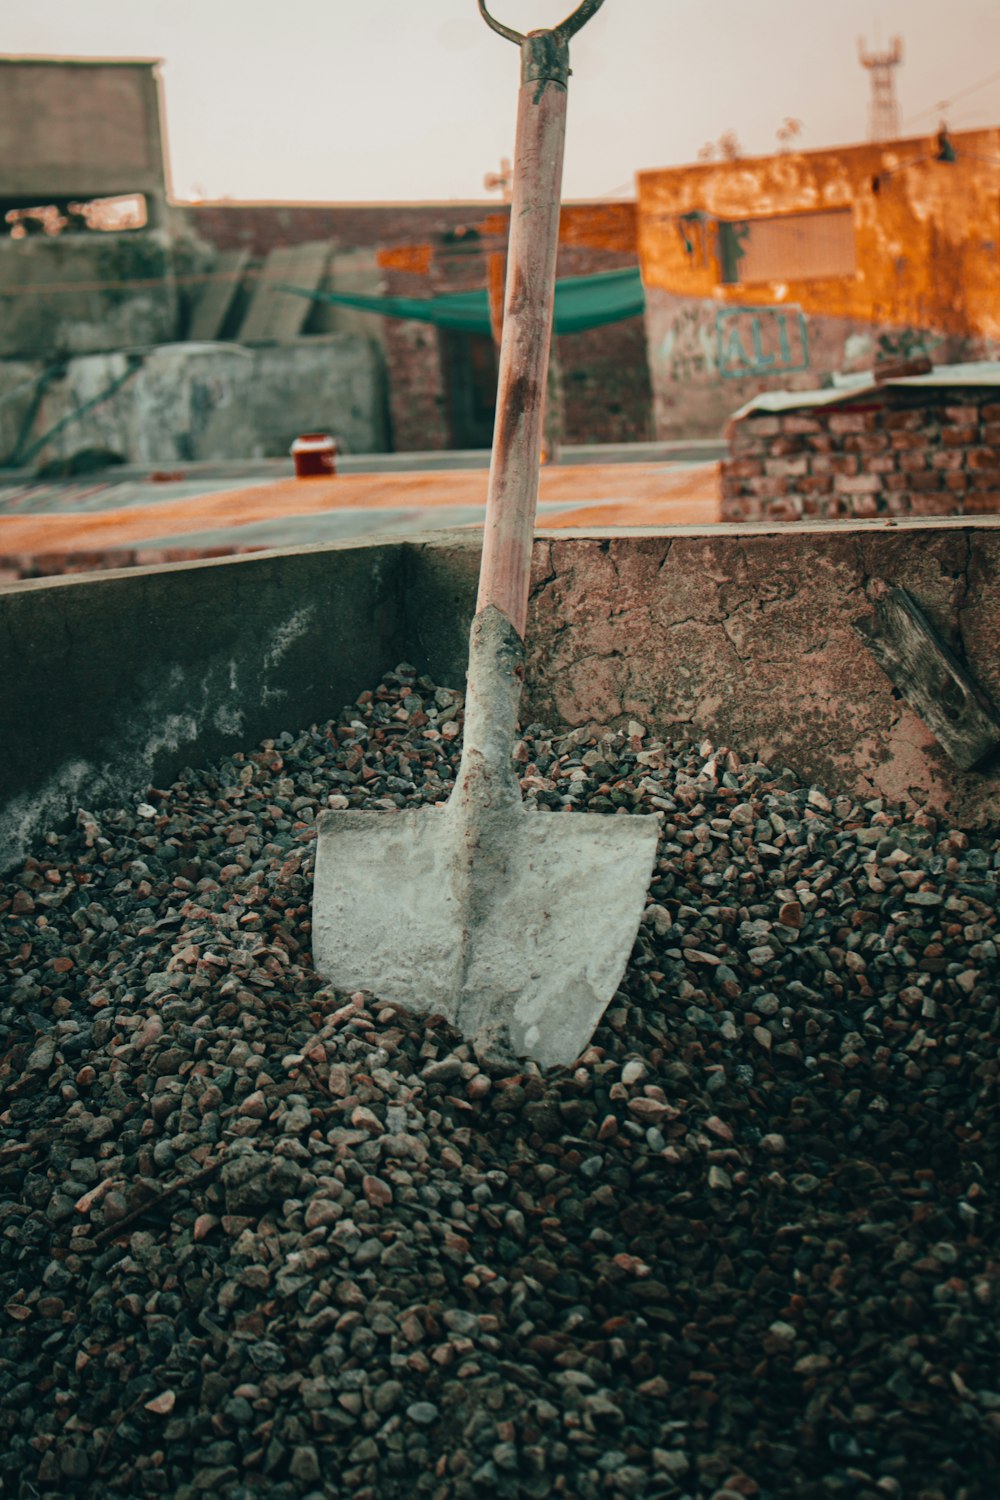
[476, 34, 569, 639]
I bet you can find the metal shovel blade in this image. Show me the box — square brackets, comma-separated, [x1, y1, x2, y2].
[312, 609, 660, 1071]
[312, 794, 659, 1071]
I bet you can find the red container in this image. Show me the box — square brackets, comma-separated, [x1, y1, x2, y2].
[291, 433, 337, 478]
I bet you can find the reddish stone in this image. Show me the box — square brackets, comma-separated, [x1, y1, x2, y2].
[908, 493, 954, 516]
[883, 410, 924, 431]
[834, 474, 881, 494]
[764, 456, 809, 477]
[780, 414, 822, 434]
[962, 491, 1000, 513]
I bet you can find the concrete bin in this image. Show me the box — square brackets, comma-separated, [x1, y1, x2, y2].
[1, 519, 998, 871]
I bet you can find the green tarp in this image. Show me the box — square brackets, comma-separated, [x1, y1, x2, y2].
[276, 266, 645, 336]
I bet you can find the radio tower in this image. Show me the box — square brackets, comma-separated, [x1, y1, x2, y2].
[858, 36, 903, 140]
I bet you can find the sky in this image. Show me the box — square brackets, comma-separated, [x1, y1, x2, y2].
[4, 0, 1000, 204]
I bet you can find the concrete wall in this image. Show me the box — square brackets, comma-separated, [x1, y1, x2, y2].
[0, 542, 412, 873]
[0, 58, 167, 206]
[5, 335, 388, 467]
[0, 232, 179, 359]
[1, 520, 998, 872]
[644, 291, 897, 439]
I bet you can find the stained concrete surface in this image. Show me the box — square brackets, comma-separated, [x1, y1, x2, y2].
[2, 519, 997, 872]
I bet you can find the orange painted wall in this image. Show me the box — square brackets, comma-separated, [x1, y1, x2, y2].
[637, 128, 1000, 340]
[379, 201, 638, 277]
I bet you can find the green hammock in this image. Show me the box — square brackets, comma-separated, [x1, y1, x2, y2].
[276, 266, 645, 337]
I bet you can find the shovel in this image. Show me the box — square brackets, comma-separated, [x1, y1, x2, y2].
[312, 0, 660, 1070]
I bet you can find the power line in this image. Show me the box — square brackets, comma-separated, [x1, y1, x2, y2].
[903, 64, 1000, 127]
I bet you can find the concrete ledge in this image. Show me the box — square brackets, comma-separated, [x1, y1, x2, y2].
[1, 519, 998, 871]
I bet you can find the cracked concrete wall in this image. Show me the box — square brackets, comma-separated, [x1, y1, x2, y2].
[523, 521, 1000, 826]
[10, 336, 387, 468]
[0, 520, 997, 872]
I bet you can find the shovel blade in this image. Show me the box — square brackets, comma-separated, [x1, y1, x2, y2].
[312, 802, 660, 1070]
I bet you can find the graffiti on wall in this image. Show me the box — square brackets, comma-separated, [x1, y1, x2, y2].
[716, 305, 810, 379]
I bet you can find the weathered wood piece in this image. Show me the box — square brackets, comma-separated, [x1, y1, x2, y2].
[853, 587, 1000, 771]
[239, 242, 331, 344]
[188, 248, 249, 342]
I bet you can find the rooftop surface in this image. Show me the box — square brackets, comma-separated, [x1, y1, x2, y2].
[0, 448, 721, 560]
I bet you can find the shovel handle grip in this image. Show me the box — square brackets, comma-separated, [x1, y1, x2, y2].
[477, 0, 606, 47]
[475, 32, 569, 639]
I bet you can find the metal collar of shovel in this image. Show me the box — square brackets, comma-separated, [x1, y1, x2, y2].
[312, 0, 661, 1071]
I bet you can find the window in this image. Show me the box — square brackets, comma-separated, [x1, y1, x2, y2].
[718, 209, 856, 285]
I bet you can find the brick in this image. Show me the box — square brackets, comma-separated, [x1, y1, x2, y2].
[980, 403, 1000, 421]
[828, 412, 872, 435]
[796, 474, 834, 496]
[767, 435, 807, 457]
[720, 497, 761, 521]
[969, 467, 1000, 489]
[834, 473, 882, 495]
[962, 492, 1000, 514]
[883, 472, 910, 492]
[909, 493, 955, 516]
[806, 434, 835, 454]
[747, 476, 789, 498]
[883, 409, 925, 432]
[811, 454, 859, 476]
[944, 471, 969, 493]
[721, 458, 764, 480]
[981, 423, 1000, 446]
[966, 447, 998, 469]
[897, 450, 928, 473]
[780, 415, 823, 434]
[890, 431, 930, 450]
[928, 448, 964, 470]
[743, 416, 782, 437]
[944, 404, 983, 424]
[850, 493, 881, 518]
[843, 433, 890, 453]
[765, 456, 809, 477]
[762, 496, 805, 521]
[866, 455, 898, 474]
[910, 472, 945, 492]
[941, 425, 978, 446]
[729, 429, 763, 456]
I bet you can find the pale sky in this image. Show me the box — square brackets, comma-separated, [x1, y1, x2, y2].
[5, 0, 1000, 203]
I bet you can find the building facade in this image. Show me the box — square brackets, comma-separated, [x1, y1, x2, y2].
[636, 128, 1000, 437]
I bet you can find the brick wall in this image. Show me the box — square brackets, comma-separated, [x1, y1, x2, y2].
[556, 319, 653, 445]
[187, 200, 652, 451]
[721, 387, 1000, 521]
[186, 202, 491, 256]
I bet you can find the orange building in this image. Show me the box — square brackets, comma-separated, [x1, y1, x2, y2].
[636, 127, 1000, 437]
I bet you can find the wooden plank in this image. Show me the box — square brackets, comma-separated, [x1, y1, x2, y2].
[853, 587, 1000, 771]
[238, 242, 330, 344]
[187, 248, 250, 342]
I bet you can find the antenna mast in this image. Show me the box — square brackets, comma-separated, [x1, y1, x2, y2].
[858, 36, 904, 140]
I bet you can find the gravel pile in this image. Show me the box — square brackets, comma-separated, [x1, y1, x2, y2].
[1, 663, 998, 1500]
